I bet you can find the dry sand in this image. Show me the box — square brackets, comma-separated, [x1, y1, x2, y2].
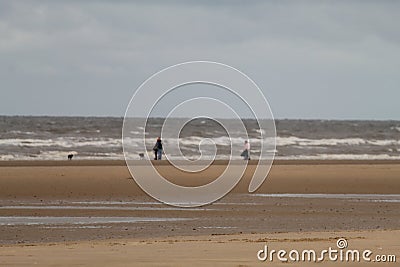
[1, 230, 399, 266]
[0, 160, 399, 266]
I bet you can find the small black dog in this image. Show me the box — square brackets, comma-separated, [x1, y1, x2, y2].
[67, 154, 73, 160]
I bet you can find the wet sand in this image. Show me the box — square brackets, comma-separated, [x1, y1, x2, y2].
[1, 160, 400, 199]
[0, 160, 399, 266]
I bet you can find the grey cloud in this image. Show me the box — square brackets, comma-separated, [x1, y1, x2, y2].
[0, 1, 399, 119]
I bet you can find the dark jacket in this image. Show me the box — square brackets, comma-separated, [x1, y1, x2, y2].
[154, 140, 163, 150]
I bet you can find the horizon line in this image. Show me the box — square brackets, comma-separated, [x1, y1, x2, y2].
[1, 114, 399, 122]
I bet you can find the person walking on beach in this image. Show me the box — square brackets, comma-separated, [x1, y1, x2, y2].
[153, 137, 163, 160]
[241, 140, 250, 160]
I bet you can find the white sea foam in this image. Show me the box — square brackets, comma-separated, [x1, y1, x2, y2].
[0, 137, 122, 148]
[367, 139, 400, 146]
[7, 130, 36, 135]
[0, 154, 18, 160]
[1, 136, 398, 149]
[255, 129, 266, 135]
[275, 137, 400, 147]
[278, 154, 400, 160]
[177, 136, 259, 146]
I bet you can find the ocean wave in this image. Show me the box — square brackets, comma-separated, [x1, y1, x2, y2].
[2, 117, 400, 161]
[1, 135, 399, 148]
[275, 136, 400, 147]
[6, 130, 36, 135]
[0, 137, 122, 148]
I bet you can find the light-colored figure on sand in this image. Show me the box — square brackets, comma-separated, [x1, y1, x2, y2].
[241, 140, 250, 160]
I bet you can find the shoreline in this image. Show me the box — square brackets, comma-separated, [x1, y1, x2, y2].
[2, 159, 400, 167]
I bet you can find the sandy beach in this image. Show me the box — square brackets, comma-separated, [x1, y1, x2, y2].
[0, 160, 399, 266]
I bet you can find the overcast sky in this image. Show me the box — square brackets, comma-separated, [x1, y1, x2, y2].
[1, 1, 399, 119]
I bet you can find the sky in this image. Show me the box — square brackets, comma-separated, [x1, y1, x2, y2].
[0, 0, 399, 119]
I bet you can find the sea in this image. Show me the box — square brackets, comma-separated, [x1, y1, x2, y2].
[0, 116, 399, 161]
